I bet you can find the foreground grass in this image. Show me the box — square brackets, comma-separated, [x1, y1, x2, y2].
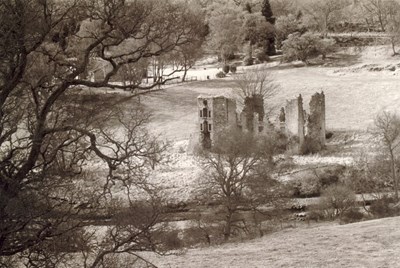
[147, 217, 400, 268]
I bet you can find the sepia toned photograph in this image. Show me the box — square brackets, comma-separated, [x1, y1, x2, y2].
[1, 0, 399, 267]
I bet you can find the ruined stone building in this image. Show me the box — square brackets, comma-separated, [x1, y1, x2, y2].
[197, 91, 326, 153]
[279, 92, 326, 153]
[197, 94, 270, 148]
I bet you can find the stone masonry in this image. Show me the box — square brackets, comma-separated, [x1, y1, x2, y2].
[197, 96, 237, 148]
[284, 94, 305, 149]
[308, 92, 326, 147]
[280, 91, 326, 153]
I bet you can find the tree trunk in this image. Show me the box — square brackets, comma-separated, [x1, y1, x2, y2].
[182, 61, 188, 82]
[224, 208, 234, 241]
[247, 41, 253, 60]
[391, 38, 397, 55]
[390, 149, 399, 201]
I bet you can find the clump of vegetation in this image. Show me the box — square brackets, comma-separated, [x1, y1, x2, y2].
[255, 51, 269, 63]
[158, 230, 184, 251]
[222, 65, 230, 73]
[243, 56, 254, 66]
[341, 208, 364, 224]
[230, 65, 237, 73]
[300, 136, 324, 155]
[288, 166, 344, 198]
[282, 33, 336, 63]
[318, 184, 357, 221]
[216, 71, 227, 78]
[370, 196, 398, 218]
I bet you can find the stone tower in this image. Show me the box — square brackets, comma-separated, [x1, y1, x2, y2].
[197, 96, 237, 148]
[284, 94, 305, 148]
[308, 91, 326, 147]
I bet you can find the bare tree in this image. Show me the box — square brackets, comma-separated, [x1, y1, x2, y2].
[233, 67, 279, 123]
[358, 0, 398, 32]
[373, 111, 400, 201]
[318, 184, 357, 221]
[302, 0, 350, 37]
[197, 127, 286, 240]
[0, 0, 205, 266]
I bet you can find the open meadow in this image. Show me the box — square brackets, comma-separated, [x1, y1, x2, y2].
[142, 46, 400, 144]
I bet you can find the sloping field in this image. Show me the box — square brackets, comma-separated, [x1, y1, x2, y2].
[148, 217, 400, 268]
[142, 46, 400, 141]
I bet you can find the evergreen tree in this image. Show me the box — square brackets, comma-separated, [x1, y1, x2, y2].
[261, 0, 275, 24]
[261, 0, 276, 55]
[245, 2, 252, 13]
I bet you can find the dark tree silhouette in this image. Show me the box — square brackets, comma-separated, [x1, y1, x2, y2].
[261, 0, 276, 55]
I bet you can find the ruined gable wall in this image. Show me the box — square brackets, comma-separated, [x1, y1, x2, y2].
[285, 95, 305, 146]
[308, 92, 326, 146]
[242, 95, 264, 132]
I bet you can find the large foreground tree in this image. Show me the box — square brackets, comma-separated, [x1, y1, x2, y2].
[0, 0, 205, 266]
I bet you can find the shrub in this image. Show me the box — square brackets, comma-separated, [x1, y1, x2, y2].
[230, 65, 237, 74]
[319, 184, 356, 220]
[161, 230, 183, 250]
[370, 195, 397, 218]
[287, 166, 345, 198]
[298, 176, 321, 197]
[222, 65, 230, 74]
[275, 14, 305, 49]
[287, 176, 320, 198]
[216, 71, 226, 78]
[300, 136, 323, 155]
[325, 131, 334, 139]
[282, 33, 336, 63]
[243, 56, 253, 66]
[341, 208, 364, 224]
[255, 51, 269, 63]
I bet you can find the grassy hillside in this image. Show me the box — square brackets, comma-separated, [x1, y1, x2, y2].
[148, 217, 400, 268]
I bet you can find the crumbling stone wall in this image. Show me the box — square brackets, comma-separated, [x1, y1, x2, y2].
[284, 95, 305, 149]
[279, 92, 326, 154]
[307, 92, 326, 147]
[242, 95, 264, 133]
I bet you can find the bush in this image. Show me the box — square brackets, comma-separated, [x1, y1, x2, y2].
[216, 71, 226, 78]
[230, 65, 237, 74]
[300, 136, 323, 155]
[287, 166, 345, 198]
[341, 208, 364, 224]
[255, 51, 269, 63]
[298, 176, 321, 197]
[222, 65, 230, 74]
[370, 195, 397, 218]
[319, 184, 356, 220]
[282, 33, 336, 63]
[161, 230, 183, 250]
[243, 57, 253, 66]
